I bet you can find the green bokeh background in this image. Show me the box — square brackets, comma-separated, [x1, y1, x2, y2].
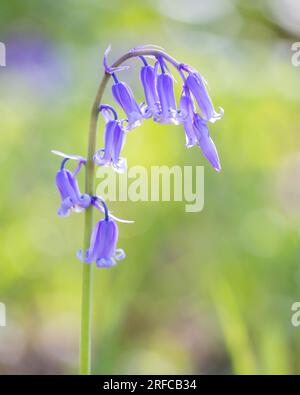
[1, 0, 300, 374]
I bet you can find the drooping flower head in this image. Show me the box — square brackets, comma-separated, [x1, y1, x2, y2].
[155, 57, 182, 125]
[93, 105, 127, 173]
[111, 73, 143, 130]
[54, 45, 224, 272]
[77, 197, 129, 268]
[52, 150, 91, 216]
[180, 64, 223, 124]
[139, 56, 160, 119]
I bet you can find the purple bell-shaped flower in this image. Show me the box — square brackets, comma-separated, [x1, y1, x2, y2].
[52, 151, 91, 216]
[93, 105, 127, 173]
[111, 74, 143, 130]
[77, 197, 126, 268]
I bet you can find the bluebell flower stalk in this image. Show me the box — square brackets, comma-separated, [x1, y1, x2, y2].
[54, 44, 223, 375]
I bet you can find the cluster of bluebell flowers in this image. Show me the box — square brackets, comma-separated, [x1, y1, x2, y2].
[52, 150, 130, 268]
[53, 46, 223, 269]
[102, 48, 223, 172]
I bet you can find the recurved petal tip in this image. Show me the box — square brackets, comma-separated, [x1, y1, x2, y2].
[77, 249, 92, 264]
[214, 163, 222, 173]
[93, 149, 107, 166]
[113, 157, 127, 174]
[76, 249, 84, 262]
[209, 107, 224, 124]
[115, 248, 126, 260]
[96, 257, 116, 268]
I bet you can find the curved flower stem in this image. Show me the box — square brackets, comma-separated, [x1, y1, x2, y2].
[79, 48, 181, 375]
[80, 73, 109, 375]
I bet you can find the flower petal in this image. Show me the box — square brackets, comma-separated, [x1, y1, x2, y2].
[140, 65, 159, 116]
[51, 150, 86, 162]
[194, 115, 221, 172]
[96, 257, 116, 268]
[180, 86, 198, 147]
[155, 73, 181, 125]
[115, 248, 125, 260]
[112, 82, 143, 130]
[185, 72, 223, 123]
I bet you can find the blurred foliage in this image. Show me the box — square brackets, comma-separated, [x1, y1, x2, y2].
[0, 0, 300, 374]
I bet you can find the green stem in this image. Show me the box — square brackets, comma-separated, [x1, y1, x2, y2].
[80, 74, 109, 375]
[79, 47, 181, 374]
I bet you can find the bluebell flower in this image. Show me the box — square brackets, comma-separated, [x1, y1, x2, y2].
[179, 86, 221, 171]
[77, 197, 126, 268]
[181, 64, 223, 124]
[52, 151, 91, 216]
[93, 105, 127, 173]
[111, 74, 143, 130]
[193, 114, 221, 172]
[155, 57, 182, 125]
[179, 85, 198, 148]
[139, 56, 160, 119]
